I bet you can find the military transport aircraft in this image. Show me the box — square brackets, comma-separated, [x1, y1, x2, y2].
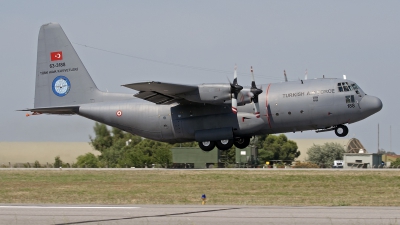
[22, 23, 383, 151]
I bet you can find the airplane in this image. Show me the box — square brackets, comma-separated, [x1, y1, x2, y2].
[22, 23, 383, 151]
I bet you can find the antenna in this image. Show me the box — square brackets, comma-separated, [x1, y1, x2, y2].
[343, 75, 347, 80]
[378, 123, 380, 153]
[284, 70, 288, 82]
[390, 125, 392, 153]
[305, 69, 308, 80]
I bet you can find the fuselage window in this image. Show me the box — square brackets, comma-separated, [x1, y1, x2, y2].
[345, 96, 351, 103]
[345, 95, 355, 103]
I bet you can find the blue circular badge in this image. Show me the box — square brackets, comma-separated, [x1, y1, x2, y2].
[52, 76, 71, 97]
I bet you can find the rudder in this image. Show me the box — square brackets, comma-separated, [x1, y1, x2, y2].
[34, 23, 102, 108]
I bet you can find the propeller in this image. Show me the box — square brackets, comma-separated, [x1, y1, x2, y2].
[250, 66, 263, 118]
[230, 65, 243, 114]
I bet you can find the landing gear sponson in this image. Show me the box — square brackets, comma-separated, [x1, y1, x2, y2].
[198, 137, 251, 151]
[315, 124, 349, 137]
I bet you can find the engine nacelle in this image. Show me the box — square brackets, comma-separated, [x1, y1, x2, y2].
[198, 84, 231, 103]
[184, 84, 231, 104]
[236, 88, 254, 106]
[180, 84, 254, 106]
[234, 112, 265, 136]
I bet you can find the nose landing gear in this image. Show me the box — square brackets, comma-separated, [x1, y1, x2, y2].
[315, 124, 349, 137]
[335, 125, 349, 137]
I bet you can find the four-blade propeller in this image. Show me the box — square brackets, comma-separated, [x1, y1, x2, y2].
[230, 66, 263, 118]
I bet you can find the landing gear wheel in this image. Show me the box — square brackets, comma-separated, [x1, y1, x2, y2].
[215, 139, 234, 150]
[234, 137, 250, 149]
[335, 125, 349, 137]
[198, 141, 216, 151]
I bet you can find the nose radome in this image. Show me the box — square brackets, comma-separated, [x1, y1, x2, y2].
[360, 95, 383, 115]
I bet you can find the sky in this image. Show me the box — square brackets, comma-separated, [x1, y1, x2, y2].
[0, 1, 399, 153]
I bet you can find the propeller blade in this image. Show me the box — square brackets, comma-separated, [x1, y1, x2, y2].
[226, 76, 231, 85]
[233, 64, 238, 85]
[250, 66, 262, 118]
[253, 96, 260, 118]
[231, 65, 243, 114]
[232, 98, 238, 114]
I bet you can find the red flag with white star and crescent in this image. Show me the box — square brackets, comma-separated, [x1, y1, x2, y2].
[50, 51, 63, 61]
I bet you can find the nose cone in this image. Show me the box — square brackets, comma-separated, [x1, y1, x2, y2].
[360, 95, 383, 116]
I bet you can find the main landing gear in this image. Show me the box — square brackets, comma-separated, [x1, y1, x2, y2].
[198, 137, 251, 151]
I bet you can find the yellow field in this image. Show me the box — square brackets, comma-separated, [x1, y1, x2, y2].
[1, 169, 400, 206]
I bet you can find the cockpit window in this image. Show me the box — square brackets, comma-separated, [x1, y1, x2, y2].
[337, 82, 355, 92]
[337, 83, 343, 92]
[351, 83, 359, 90]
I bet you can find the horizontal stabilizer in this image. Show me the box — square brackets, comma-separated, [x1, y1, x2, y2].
[18, 106, 79, 115]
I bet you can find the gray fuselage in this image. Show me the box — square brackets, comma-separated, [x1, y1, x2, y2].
[77, 78, 382, 143]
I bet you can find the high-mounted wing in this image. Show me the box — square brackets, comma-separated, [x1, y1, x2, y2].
[123, 81, 198, 104]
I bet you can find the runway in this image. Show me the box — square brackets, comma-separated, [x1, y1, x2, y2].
[0, 205, 399, 225]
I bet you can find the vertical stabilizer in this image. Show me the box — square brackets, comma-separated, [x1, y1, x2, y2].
[34, 23, 102, 108]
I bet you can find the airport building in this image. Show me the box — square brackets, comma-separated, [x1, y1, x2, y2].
[343, 153, 382, 168]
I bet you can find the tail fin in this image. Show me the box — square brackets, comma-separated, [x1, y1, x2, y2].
[34, 23, 102, 108]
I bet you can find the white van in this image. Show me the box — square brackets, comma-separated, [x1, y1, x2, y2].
[333, 160, 344, 168]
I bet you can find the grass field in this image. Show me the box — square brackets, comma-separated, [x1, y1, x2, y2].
[1, 169, 400, 206]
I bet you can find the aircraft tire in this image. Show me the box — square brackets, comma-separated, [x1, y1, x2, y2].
[198, 141, 216, 151]
[335, 125, 349, 137]
[234, 137, 250, 149]
[215, 139, 234, 150]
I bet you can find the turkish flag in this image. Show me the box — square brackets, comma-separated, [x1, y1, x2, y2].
[50, 51, 63, 61]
